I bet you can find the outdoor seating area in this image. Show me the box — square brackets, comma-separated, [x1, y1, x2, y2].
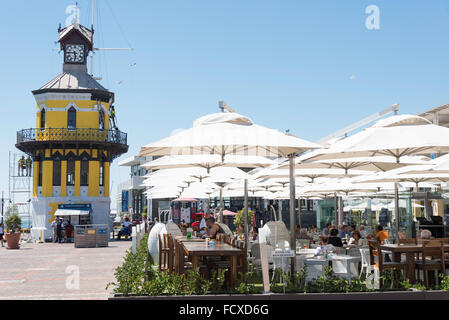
[103, 110, 449, 297]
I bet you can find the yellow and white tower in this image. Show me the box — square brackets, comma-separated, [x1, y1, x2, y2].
[16, 22, 128, 240]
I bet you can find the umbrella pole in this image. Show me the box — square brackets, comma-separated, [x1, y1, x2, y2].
[219, 187, 224, 223]
[244, 178, 248, 249]
[297, 197, 301, 228]
[334, 192, 338, 226]
[288, 154, 296, 277]
[394, 182, 399, 240]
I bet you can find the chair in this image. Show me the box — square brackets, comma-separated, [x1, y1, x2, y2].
[398, 238, 419, 261]
[347, 247, 361, 258]
[297, 239, 311, 249]
[415, 239, 446, 288]
[359, 247, 372, 279]
[398, 238, 417, 245]
[304, 258, 327, 283]
[335, 247, 346, 255]
[158, 234, 170, 271]
[368, 240, 406, 288]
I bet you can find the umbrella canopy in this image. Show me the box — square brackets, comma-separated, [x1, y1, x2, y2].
[142, 154, 276, 172]
[139, 110, 322, 262]
[281, 154, 430, 174]
[307, 115, 449, 162]
[223, 210, 237, 216]
[140, 112, 321, 158]
[255, 168, 372, 181]
[401, 153, 449, 174]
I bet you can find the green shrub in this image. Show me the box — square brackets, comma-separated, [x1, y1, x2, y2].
[439, 274, 449, 291]
[5, 213, 21, 233]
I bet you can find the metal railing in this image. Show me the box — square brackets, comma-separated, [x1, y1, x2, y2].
[17, 128, 127, 146]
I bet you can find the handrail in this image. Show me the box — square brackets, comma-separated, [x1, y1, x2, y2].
[17, 127, 127, 146]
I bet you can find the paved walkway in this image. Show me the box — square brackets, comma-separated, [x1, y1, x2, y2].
[0, 240, 131, 300]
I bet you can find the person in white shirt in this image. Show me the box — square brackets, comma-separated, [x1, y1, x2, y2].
[315, 235, 335, 256]
[199, 213, 209, 235]
[347, 230, 362, 246]
[359, 225, 368, 239]
[51, 219, 58, 243]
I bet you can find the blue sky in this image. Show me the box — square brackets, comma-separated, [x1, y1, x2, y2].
[1, 0, 449, 207]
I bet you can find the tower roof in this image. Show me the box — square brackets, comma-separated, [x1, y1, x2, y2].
[38, 65, 106, 91]
[58, 23, 93, 50]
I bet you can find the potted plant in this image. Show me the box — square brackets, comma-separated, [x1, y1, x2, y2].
[4, 213, 22, 249]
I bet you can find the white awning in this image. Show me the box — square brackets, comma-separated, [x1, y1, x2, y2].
[55, 209, 90, 217]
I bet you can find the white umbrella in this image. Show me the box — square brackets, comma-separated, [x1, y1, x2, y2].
[307, 115, 449, 162]
[139, 111, 322, 264]
[256, 168, 372, 181]
[142, 154, 276, 172]
[283, 154, 430, 174]
[306, 114, 449, 237]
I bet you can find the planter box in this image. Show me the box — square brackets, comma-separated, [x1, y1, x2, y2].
[5, 232, 21, 250]
[109, 290, 449, 300]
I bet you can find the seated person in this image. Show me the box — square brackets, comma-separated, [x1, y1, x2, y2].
[359, 225, 368, 238]
[117, 217, 132, 240]
[375, 225, 389, 244]
[328, 228, 343, 247]
[203, 217, 224, 239]
[315, 235, 335, 256]
[65, 221, 73, 243]
[251, 227, 259, 242]
[191, 215, 202, 232]
[347, 230, 361, 246]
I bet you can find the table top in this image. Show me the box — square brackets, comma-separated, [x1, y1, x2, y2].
[303, 254, 360, 262]
[381, 243, 449, 252]
[175, 236, 205, 242]
[182, 241, 242, 256]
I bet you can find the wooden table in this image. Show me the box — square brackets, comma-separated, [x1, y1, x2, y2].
[179, 241, 243, 287]
[175, 236, 205, 242]
[381, 243, 449, 284]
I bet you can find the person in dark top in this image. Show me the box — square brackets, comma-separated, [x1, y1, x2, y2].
[204, 217, 224, 239]
[328, 228, 343, 247]
[55, 218, 63, 243]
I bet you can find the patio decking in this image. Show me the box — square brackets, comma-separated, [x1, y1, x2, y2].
[0, 241, 130, 300]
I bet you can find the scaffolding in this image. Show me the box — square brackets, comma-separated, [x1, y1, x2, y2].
[7, 151, 32, 228]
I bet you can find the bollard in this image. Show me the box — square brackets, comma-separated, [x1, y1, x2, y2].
[131, 226, 137, 254]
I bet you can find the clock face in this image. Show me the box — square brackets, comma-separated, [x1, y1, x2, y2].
[65, 44, 85, 63]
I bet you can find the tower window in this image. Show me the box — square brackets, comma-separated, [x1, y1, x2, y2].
[67, 107, 77, 129]
[40, 109, 46, 128]
[99, 109, 105, 130]
[80, 160, 89, 186]
[67, 160, 75, 186]
[38, 162, 43, 187]
[53, 160, 61, 186]
[99, 161, 105, 186]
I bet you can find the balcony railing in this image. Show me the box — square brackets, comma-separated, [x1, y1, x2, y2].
[17, 128, 128, 146]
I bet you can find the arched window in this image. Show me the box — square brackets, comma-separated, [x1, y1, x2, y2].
[38, 161, 43, 187]
[67, 107, 77, 129]
[99, 161, 105, 186]
[66, 152, 76, 186]
[40, 109, 46, 128]
[99, 109, 105, 130]
[80, 153, 89, 186]
[52, 152, 62, 186]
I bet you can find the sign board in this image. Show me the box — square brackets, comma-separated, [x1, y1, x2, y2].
[121, 191, 129, 212]
[58, 203, 92, 210]
[272, 250, 295, 258]
[87, 229, 96, 235]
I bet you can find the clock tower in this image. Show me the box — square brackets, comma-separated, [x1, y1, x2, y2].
[16, 22, 128, 241]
